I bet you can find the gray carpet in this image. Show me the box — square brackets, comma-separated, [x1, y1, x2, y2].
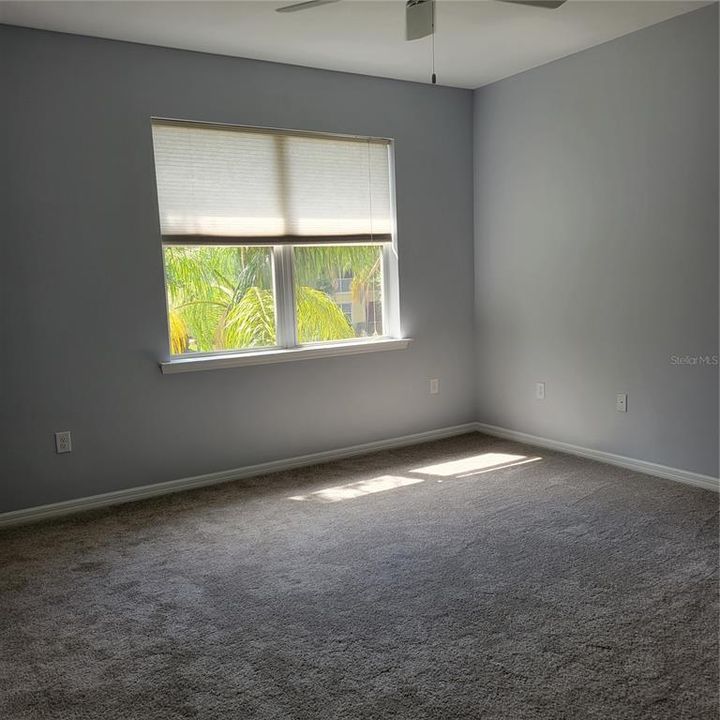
[1, 433, 718, 719]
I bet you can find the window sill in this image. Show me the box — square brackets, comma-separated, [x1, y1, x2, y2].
[159, 338, 412, 374]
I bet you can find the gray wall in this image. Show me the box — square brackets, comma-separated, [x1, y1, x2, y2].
[3, 5, 717, 515]
[474, 5, 719, 477]
[0, 26, 476, 513]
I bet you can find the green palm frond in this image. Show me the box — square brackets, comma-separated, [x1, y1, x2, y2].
[297, 286, 354, 343]
[223, 287, 277, 348]
[294, 245, 379, 286]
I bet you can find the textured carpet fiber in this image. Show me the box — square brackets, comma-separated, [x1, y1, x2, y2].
[1, 433, 718, 719]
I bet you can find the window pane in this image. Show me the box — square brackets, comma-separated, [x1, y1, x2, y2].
[293, 245, 384, 344]
[163, 246, 276, 355]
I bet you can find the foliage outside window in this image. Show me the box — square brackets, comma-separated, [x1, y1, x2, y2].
[164, 244, 384, 354]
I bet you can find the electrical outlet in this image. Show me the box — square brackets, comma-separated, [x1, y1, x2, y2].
[616, 393, 627, 413]
[430, 378, 439, 395]
[536, 382, 545, 400]
[55, 431, 72, 454]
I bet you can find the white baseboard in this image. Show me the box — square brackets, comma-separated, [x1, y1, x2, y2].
[3, 420, 716, 529]
[475, 422, 719, 493]
[0, 423, 478, 529]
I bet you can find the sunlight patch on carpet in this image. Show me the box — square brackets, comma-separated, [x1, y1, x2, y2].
[288, 475, 423, 503]
[413, 452, 542, 477]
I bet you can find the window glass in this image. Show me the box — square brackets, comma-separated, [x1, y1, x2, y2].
[164, 246, 275, 354]
[293, 245, 384, 344]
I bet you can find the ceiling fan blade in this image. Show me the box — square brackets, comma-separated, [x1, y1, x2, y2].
[496, 0, 568, 8]
[276, 0, 341, 13]
[406, 0, 435, 41]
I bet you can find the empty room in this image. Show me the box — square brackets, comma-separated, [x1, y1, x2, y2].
[1, 0, 718, 718]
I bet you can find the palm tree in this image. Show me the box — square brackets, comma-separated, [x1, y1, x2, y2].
[164, 244, 381, 354]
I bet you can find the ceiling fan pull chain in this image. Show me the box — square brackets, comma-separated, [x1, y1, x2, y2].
[431, 2, 436, 84]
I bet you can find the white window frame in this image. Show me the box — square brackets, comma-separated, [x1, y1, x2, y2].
[158, 136, 407, 374]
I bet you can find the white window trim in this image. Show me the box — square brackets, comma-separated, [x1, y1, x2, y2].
[160, 337, 412, 374]
[273, 244, 297, 349]
[155, 125, 405, 371]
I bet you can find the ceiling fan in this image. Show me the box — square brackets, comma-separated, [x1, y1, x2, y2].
[276, 0, 568, 41]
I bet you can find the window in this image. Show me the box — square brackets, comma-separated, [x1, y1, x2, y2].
[337, 275, 354, 294]
[339, 302, 353, 324]
[151, 119, 400, 362]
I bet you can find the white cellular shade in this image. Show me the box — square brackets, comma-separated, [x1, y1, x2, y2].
[284, 135, 392, 238]
[151, 120, 393, 243]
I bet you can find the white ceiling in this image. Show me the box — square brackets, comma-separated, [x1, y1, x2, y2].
[0, 1, 708, 88]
